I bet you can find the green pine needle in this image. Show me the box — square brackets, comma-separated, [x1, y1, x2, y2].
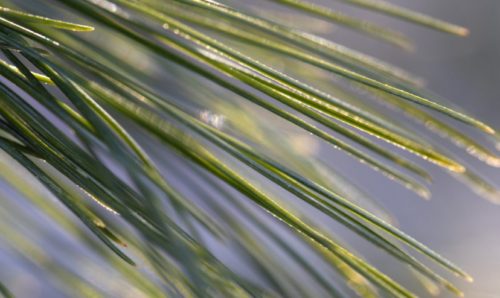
[0, 0, 496, 297]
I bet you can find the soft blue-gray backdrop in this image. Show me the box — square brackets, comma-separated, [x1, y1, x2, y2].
[324, 1, 500, 297]
[1, 1, 499, 297]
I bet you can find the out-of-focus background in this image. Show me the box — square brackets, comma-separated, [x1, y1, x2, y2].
[0, 1, 499, 297]
[315, 0, 500, 297]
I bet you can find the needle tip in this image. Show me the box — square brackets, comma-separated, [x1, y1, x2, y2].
[458, 27, 470, 37]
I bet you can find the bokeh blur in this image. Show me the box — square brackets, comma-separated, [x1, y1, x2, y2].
[329, 1, 500, 297]
[0, 0, 499, 297]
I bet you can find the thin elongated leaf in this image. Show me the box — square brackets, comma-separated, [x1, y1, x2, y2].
[0, 5, 94, 31]
[331, 0, 469, 36]
[94, 82, 469, 289]
[160, 0, 493, 134]
[97, 2, 475, 173]
[155, 3, 422, 87]
[152, 30, 463, 174]
[364, 84, 500, 167]
[268, 0, 413, 49]
[0, 57, 52, 84]
[0, 1, 495, 297]
[0, 140, 135, 265]
[0, 282, 12, 298]
[99, 93, 417, 297]
[3, 6, 433, 195]
[167, 0, 419, 84]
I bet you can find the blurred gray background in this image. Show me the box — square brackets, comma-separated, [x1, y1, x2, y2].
[1, 1, 499, 297]
[322, 0, 500, 297]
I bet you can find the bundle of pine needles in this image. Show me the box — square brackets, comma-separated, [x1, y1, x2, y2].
[0, 0, 498, 297]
